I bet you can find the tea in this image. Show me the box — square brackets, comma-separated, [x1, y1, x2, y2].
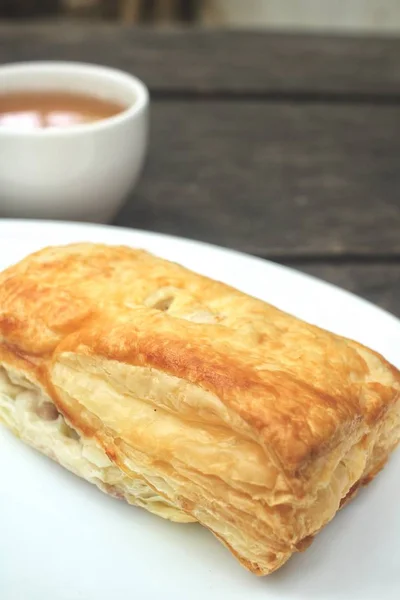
[0, 91, 125, 129]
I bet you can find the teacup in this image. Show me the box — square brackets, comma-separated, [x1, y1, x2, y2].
[0, 62, 149, 223]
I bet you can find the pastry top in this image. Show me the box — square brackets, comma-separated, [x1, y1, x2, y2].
[0, 243, 398, 480]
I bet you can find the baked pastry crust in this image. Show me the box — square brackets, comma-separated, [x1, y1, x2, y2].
[0, 243, 399, 575]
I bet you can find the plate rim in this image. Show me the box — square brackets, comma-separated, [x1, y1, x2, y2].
[0, 217, 398, 328]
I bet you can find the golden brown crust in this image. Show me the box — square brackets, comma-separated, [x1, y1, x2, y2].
[0, 242, 399, 575]
[52, 310, 362, 481]
[1, 243, 398, 474]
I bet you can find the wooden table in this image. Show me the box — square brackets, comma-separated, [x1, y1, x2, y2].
[1, 23, 399, 316]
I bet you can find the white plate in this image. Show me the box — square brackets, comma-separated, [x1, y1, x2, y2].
[0, 219, 399, 600]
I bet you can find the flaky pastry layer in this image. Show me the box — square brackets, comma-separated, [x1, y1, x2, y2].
[0, 367, 193, 522]
[0, 243, 399, 574]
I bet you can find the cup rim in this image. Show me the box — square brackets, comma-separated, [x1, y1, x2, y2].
[0, 61, 149, 137]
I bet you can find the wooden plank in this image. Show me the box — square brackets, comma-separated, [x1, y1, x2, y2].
[0, 23, 400, 96]
[0, 1, 61, 18]
[119, 0, 142, 23]
[115, 100, 400, 257]
[287, 263, 400, 317]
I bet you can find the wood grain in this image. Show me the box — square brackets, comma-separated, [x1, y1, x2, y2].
[0, 23, 400, 96]
[0, 1, 61, 18]
[114, 100, 400, 257]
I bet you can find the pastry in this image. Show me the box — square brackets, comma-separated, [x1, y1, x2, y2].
[0, 243, 399, 575]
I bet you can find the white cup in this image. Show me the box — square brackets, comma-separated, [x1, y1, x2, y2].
[0, 62, 149, 223]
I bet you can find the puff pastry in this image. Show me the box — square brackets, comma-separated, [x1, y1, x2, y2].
[0, 243, 399, 575]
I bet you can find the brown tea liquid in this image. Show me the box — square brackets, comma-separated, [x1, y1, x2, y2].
[0, 91, 125, 129]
